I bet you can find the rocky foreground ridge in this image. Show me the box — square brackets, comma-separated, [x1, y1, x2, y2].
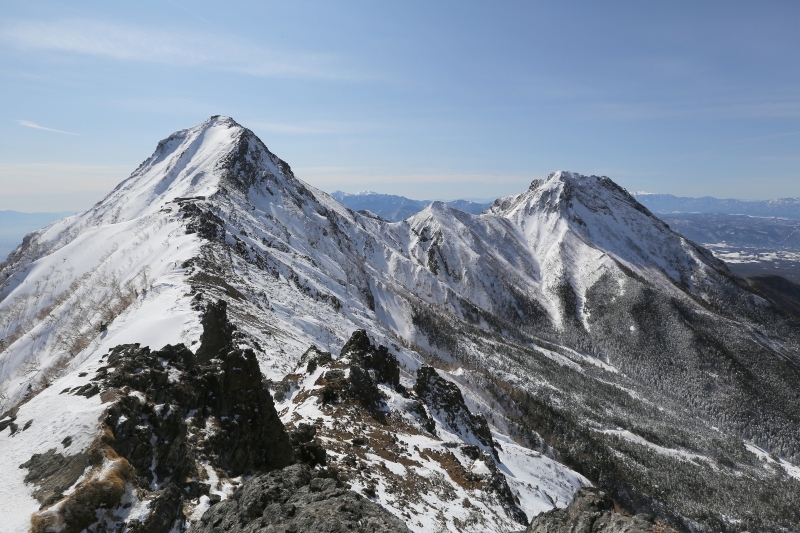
[12, 298, 674, 533]
[15, 300, 413, 532]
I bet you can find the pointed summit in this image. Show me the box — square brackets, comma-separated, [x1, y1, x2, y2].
[486, 171, 728, 295]
[492, 171, 652, 219]
[86, 116, 300, 224]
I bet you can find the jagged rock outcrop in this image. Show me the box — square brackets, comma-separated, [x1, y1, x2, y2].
[24, 301, 296, 533]
[414, 366, 495, 453]
[192, 464, 410, 533]
[525, 487, 675, 533]
[340, 329, 402, 389]
[99, 301, 294, 482]
[413, 365, 530, 525]
[194, 299, 237, 363]
[311, 330, 405, 421]
[269, 332, 538, 530]
[288, 423, 327, 468]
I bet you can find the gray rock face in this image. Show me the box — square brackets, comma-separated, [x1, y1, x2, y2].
[525, 487, 673, 533]
[310, 330, 405, 423]
[18, 448, 93, 508]
[192, 464, 410, 533]
[414, 366, 495, 453]
[413, 365, 529, 526]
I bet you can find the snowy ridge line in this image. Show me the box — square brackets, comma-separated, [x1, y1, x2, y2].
[2, 116, 800, 531]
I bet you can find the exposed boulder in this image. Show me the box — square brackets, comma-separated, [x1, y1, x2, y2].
[192, 463, 410, 533]
[314, 330, 405, 421]
[19, 448, 93, 508]
[288, 423, 327, 468]
[525, 487, 675, 533]
[28, 432, 136, 533]
[0, 407, 19, 434]
[347, 364, 386, 417]
[300, 345, 333, 375]
[341, 329, 402, 389]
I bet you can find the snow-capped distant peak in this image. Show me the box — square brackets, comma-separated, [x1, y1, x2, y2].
[490, 170, 649, 219]
[84, 116, 244, 222]
[483, 170, 728, 309]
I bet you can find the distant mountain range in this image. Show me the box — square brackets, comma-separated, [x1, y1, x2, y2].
[331, 190, 800, 283]
[330, 191, 491, 221]
[634, 193, 800, 219]
[658, 213, 800, 283]
[331, 190, 800, 222]
[6, 191, 799, 265]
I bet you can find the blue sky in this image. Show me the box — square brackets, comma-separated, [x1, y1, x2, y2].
[1, 1, 799, 211]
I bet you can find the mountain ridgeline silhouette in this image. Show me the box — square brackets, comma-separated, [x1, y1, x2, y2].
[1, 117, 799, 532]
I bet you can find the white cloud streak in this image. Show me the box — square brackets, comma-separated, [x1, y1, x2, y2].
[16, 120, 82, 136]
[1, 18, 368, 80]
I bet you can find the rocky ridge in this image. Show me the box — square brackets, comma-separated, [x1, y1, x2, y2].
[525, 487, 678, 533]
[18, 302, 410, 532]
[268, 329, 578, 531]
[193, 464, 410, 533]
[2, 117, 800, 531]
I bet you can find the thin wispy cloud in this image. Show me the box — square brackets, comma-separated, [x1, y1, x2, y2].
[0, 18, 374, 81]
[16, 120, 82, 136]
[164, 0, 216, 27]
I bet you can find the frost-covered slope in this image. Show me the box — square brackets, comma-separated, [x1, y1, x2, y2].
[486, 172, 731, 324]
[0, 211, 73, 263]
[2, 117, 800, 532]
[0, 116, 257, 407]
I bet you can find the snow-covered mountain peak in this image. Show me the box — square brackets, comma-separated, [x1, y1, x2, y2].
[87, 116, 243, 221]
[77, 115, 309, 227]
[3, 119, 800, 532]
[483, 170, 729, 307]
[491, 171, 650, 220]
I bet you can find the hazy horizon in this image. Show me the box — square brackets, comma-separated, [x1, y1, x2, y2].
[2, 2, 799, 211]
